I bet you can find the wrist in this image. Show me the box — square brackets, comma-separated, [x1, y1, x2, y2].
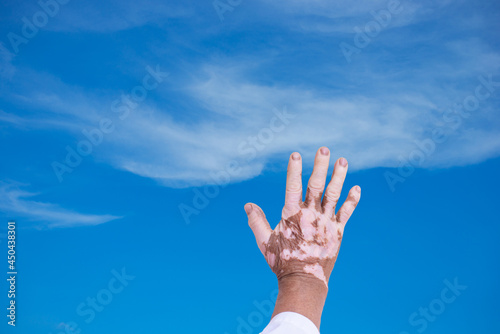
[272, 274, 328, 330]
[278, 273, 329, 296]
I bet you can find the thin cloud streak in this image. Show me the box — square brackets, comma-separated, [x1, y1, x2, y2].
[0, 182, 121, 228]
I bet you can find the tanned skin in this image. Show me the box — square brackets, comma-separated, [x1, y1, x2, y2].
[245, 147, 361, 330]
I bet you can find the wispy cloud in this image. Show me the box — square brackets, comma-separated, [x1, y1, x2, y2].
[3, 46, 500, 187]
[0, 182, 121, 228]
[255, 0, 453, 33]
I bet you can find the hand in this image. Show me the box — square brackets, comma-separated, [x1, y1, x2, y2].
[244, 147, 361, 287]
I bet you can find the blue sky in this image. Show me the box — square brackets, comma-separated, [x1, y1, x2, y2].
[0, 0, 499, 333]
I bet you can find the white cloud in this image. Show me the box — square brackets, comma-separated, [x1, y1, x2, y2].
[0, 182, 121, 228]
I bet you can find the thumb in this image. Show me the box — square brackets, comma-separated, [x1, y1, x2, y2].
[244, 203, 272, 253]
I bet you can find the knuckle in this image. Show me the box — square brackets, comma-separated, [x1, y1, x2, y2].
[322, 193, 339, 208]
[325, 188, 341, 200]
[286, 186, 302, 194]
[336, 212, 347, 223]
[307, 181, 324, 192]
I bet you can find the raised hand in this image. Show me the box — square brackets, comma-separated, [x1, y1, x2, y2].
[244, 147, 361, 288]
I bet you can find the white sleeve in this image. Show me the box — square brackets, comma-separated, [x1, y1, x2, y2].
[260, 312, 320, 334]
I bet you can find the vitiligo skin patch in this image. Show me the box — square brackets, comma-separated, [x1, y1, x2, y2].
[263, 193, 344, 287]
[246, 148, 361, 288]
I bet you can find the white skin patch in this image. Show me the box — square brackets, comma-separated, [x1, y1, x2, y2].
[282, 227, 293, 239]
[304, 264, 327, 286]
[267, 252, 276, 268]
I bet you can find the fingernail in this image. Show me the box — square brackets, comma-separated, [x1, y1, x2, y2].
[244, 204, 253, 214]
[292, 153, 300, 160]
[320, 147, 329, 155]
[355, 186, 361, 192]
[339, 157, 347, 167]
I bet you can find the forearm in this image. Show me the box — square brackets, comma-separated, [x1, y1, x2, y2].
[272, 275, 328, 330]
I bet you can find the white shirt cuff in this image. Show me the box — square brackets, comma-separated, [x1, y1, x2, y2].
[260, 312, 320, 334]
